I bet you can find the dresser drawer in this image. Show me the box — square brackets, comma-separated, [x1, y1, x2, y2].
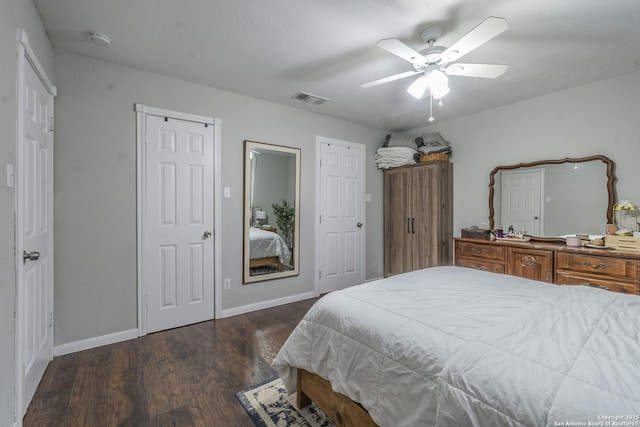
[556, 252, 639, 280]
[556, 272, 638, 295]
[456, 257, 506, 274]
[456, 241, 505, 261]
[508, 247, 553, 282]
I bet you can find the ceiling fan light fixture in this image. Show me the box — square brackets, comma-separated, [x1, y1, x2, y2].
[407, 69, 450, 99]
[431, 84, 450, 99]
[406, 75, 429, 99]
[424, 69, 450, 99]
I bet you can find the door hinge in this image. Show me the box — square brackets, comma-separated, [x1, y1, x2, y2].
[319, 215, 322, 224]
[48, 312, 53, 327]
[49, 117, 54, 132]
[318, 270, 322, 279]
[320, 159, 322, 167]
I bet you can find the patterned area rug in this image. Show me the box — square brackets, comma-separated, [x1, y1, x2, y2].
[250, 266, 280, 275]
[235, 377, 335, 427]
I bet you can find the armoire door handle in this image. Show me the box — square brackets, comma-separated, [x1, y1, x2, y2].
[412, 218, 416, 234]
[407, 218, 411, 234]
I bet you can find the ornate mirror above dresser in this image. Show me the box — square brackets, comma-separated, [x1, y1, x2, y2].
[489, 155, 617, 238]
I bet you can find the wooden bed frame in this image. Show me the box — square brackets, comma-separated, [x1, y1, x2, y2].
[296, 369, 378, 427]
[249, 256, 283, 271]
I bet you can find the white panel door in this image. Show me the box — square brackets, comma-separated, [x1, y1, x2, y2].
[18, 56, 54, 416]
[145, 115, 214, 333]
[319, 141, 365, 293]
[500, 169, 542, 235]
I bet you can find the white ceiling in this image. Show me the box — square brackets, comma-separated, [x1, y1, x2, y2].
[33, 0, 640, 132]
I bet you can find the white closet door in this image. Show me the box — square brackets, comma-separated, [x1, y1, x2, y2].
[145, 115, 214, 333]
[17, 49, 55, 417]
[319, 141, 365, 293]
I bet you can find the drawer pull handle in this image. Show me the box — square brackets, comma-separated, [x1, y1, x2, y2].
[470, 248, 489, 254]
[470, 264, 487, 271]
[520, 255, 537, 267]
[580, 261, 609, 269]
[581, 282, 610, 291]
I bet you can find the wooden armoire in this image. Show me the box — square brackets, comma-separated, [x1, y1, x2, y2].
[383, 162, 453, 277]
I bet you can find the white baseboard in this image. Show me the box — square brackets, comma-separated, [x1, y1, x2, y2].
[219, 291, 317, 318]
[52, 293, 320, 354]
[365, 275, 384, 283]
[53, 328, 139, 357]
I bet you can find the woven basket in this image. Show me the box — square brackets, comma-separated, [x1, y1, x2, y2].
[419, 152, 449, 162]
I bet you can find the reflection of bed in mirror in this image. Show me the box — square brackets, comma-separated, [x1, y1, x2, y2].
[244, 140, 300, 283]
[249, 227, 291, 273]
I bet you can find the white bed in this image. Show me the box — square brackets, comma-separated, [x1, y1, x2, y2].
[273, 266, 640, 427]
[249, 227, 291, 268]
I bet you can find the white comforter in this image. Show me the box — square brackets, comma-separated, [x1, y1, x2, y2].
[249, 227, 291, 264]
[272, 266, 640, 427]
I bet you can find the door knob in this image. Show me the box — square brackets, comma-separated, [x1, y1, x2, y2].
[356, 222, 363, 228]
[23, 250, 40, 263]
[534, 216, 539, 220]
[203, 231, 212, 239]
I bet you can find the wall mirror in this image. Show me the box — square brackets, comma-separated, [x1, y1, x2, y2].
[244, 140, 300, 283]
[489, 155, 616, 238]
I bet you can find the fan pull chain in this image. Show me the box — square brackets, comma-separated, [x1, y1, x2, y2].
[428, 90, 435, 122]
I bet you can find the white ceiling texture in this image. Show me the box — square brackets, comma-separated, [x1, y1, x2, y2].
[34, 0, 640, 132]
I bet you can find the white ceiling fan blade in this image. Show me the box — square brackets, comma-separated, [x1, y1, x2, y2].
[377, 38, 426, 65]
[441, 17, 508, 63]
[444, 63, 508, 78]
[361, 70, 421, 88]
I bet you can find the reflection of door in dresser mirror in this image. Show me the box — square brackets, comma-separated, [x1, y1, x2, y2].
[498, 168, 543, 236]
[489, 155, 616, 238]
[243, 140, 300, 284]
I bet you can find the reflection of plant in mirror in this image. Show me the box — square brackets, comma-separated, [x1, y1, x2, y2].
[272, 199, 295, 246]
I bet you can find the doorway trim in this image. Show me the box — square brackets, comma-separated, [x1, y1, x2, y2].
[314, 136, 366, 295]
[135, 104, 222, 335]
[15, 28, 57, 422]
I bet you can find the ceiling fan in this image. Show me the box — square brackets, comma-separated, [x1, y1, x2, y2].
[362, 16, 509, 100]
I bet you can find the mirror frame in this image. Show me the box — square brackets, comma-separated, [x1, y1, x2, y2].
[488, 155, 617, 240]
[243, 140, 301, 283]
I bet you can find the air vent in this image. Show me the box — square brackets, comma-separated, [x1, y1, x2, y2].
[291, 91, 330, 105]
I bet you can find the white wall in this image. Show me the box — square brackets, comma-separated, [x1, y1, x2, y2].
[52, 50, 387, 346]
[253, 151, 294, 231]
[411, 70, 640, 237]
[0, 0, 53, 422]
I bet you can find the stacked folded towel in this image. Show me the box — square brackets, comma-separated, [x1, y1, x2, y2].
[418, 145, 452, 155]
[374, 147, 417, 169]
[417, 132, 452, 157]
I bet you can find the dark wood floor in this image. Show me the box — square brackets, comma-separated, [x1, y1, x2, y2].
[24, 297, 319, 426]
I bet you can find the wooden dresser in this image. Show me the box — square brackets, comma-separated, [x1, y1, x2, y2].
[454, 237, 640, 295]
